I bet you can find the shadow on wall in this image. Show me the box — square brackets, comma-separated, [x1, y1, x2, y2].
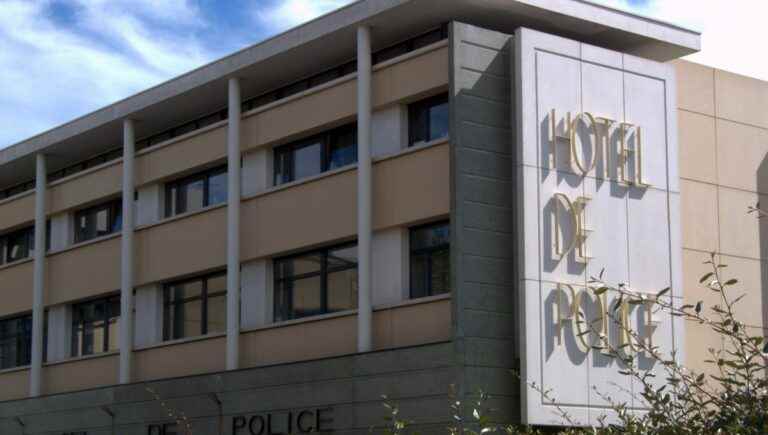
[759, 154, 768, 333]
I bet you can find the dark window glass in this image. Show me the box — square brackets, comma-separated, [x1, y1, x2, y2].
[163, 272, 227, 341]
[410, 221, 450, 299]
[373, 42, 410, 64]
[3, 226, 34, 263]
[274, 243, 358, 322]
[273, 124, 357, 186]
[71, 295, 120, 357]
[409, 94, 449, 146]
[0, 315, 32, 369]
[74, 200, 122, 243]
[165, 166, 228, 217]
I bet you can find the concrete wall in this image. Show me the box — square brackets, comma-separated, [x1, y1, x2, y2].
[449, 22, 518, 422]
[674, 60, 768, 376]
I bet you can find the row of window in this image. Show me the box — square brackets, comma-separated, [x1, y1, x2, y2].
[0, 222, 450, 369]
[0, 25, 449, 202]
[0, 93, 449, 260]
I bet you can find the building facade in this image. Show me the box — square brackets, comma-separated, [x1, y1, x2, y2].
[0, 0, 764, 433]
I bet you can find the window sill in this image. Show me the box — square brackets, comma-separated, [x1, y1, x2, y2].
[47, 232, 121, 258]
[44, 349, 119, 368]
[0, 364, 30, 376]
[241, 292, 452, 335]
[0, 256, 33, 272]
[134, 331, 226, 352]
[135, 202, 228, 233]
[242, 137, 449, 202]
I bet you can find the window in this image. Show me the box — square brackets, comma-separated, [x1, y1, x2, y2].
[274, 244, 358, 322]
[165, 166, 228, 217]
[410, 221, 450, 298]
[408, 94, 449, 146]
[273, 124, 357, 186]
[0, 223, 52, 265]
[0, 315, 32, 369]
[163, 273, 227, 340]
[74, 199, 122, 243]
[71, 295, 121, 357]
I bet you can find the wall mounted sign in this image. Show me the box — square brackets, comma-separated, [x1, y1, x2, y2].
[231, 408, 333, 435]
[514, 28, 683, 426]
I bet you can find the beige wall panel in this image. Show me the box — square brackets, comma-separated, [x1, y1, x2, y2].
[0, 369, 29, 402]
[242, 171, 357, 260]
[718, 187, 767, 260]
[242, 144, 449, 260]
[372, 144, 450, 230]
[44, 354, 118, 395]
[48, 164, 121, 213]
[678, 110, 717, 184]
[240, 316, 357, 368]
[0, 261, 33, 317]
[715, 69, 768, 129]
[680, 180, 719, 253]
[241, 300, 451, 368]
[682, 248, 715, 305]
[716, 119, 768, 194]
[0, 193, 34, 234]
[136, 126, 227, 186]
[242, 80, 356, 150]
[682, 249, 723, 377]
[241, 46, 448, 151]
[47, 237, 121, 306]
[672, 60, 715, 116]
[135, 337, 226, 381]
[719, 254, 767, 329]
[389, 299, 451, 347]
[372, 46, 449, 106]
[136, 207, 227, 286]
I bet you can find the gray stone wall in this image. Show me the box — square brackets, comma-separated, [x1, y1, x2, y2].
[449, 22, 519, 423]
[0, 343, 454, 435]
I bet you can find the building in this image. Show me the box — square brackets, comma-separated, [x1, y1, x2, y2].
[0, 0, 764, 433]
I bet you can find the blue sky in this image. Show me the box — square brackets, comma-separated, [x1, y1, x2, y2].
[0, 0, 764, 149]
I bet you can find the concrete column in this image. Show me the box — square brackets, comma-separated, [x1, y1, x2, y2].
[226, 77, 242, 371]
[357, 26, 373, 353]
[120, 118, 136, 384]
[30, 153, 47, 397]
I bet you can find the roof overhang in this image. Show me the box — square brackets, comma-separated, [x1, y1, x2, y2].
[0, 0, 700, 188]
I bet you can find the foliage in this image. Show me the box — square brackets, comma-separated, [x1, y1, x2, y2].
[374, 253, 768, 434]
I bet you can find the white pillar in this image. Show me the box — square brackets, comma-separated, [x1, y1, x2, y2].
[30, 153, 46, 397]
[357, 26, 373, 353]
[226, 77, 242, 371]
[120, 119, 136, 384]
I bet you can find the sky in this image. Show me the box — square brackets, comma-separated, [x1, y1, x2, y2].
[0, 0, 764, 149]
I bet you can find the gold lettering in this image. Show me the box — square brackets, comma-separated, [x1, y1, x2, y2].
[552, 193, 592, 263]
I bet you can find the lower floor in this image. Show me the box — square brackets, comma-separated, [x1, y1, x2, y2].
[0, 342, 499, 435]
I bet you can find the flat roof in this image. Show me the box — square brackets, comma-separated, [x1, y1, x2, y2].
[0, 0, 700, 188]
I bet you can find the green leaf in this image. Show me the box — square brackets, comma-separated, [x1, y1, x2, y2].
[695, 301, 703, 314]
[699, 272, 714, 283]
[593, 286, 609, 296]
[724, 278, 738, 286]
[656, 287, 670, 298]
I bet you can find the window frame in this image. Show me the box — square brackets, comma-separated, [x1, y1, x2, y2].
[70, 294, 121, 358]
[164, 165, 228, 218]
[408, 93, 450, 147]
[273, 242, 358, 322]
[162, 272, 227, 341]
[409, 220, 451, 299]
[73, 199, 123, 244]
[273, 123, 358, 186]
[0, 314, 33, 370]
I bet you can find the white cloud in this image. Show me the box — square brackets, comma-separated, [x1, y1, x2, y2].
[256, 0, 353, 31]
[0, 0, 214, 148]
[595, 0, 767, 81]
